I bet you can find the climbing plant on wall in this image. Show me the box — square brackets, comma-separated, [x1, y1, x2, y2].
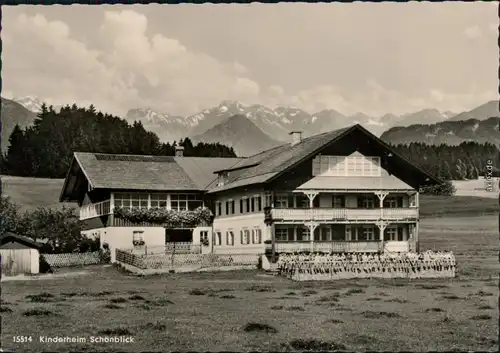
[113, 206, 213, 228]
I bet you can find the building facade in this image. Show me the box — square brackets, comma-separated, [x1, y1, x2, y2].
[60, 125, 440, 261]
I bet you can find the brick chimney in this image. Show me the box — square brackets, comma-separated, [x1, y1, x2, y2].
[175, 146, 184, 157]
[289, 131, 303, 146]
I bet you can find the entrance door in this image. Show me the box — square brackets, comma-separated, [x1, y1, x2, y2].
[165, 229, 193, 243]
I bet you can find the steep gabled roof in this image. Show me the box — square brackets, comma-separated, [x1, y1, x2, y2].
[60, 152, 243, 201]
[207, 124, 442, 193]
[0, 232, 43, 249]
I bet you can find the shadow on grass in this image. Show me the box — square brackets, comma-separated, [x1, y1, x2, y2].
[143, 321, 167, 331]
[245, 285, 276, 293]
[110, 298, 128, 303]
[98, 328, 133, 336]
[23, 308, 56, 316]
[477, 305, 494, 310]
[103, 303, 122, 310]
[283, 339, 346, 351]
[425, 307, 445, 313]
[128, 295, 146, 301]
[189, 289, 206, 296]
[362, 311, 402, 319]
[384, 298, 409, 303]
[470, 314, 492, 320]
[0, 307, 13, 313]
[25, 293, 63, 303]
[414, 284, 449, 290]
[220, 294, 236, 299]
[242, 322, 278, 333]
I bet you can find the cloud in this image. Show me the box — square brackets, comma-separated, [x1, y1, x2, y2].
[464, 25, 482, 39]
[2, 8, 496, 119]
[3, 10, 262, 116]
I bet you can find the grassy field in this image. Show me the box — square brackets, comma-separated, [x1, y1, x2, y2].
[1, 214, 498, 352]
[1, 176, 76, 212]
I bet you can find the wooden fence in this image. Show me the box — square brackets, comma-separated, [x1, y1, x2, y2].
[116, 248, 259, 271]
[277, 252, 456, 281]
[43, 251, 102, 268]
[0, 249, 39, 276]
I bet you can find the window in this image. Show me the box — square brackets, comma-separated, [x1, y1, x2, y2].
[385, 226, 398, 241]
[264, 192, 273, 207]
[360, 196, 375, 209]
[252, 228, 262, 244]
[241, 229, 250, 245]
[116, 193, 149, 209]
[320, 226, 331, 241]
[200, 231, 209, 244]
[225, 200, 234, 215]
[312, 155, 381, 177]
[150, 193, 168, 208]
[275, 227, 289, 241]
[226, 231, 234, 246]
[345, 226, 355, 241]
[216, 202, 222, 216]
[215, 231, 222, 246]
[332, 195, 344, 208]
[296, 194, 309, 208]
[240, 199, 244, 213]
[133, 230, 145, 248]
[171, 194, 202, 211]
[246, 198, 251, 212]
[409, 194, 417, 207]
[256, 196, 262, 211]
[362, 226, 375, 241]
[225, 201, 230, 215]
[383, 197, 398, 208]
[297, 227, 310, 241]
[274, 194, 288, 208]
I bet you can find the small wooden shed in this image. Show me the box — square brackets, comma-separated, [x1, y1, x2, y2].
[0, 232, 42, 276]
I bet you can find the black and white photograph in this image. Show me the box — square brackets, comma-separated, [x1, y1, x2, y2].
[0, 2, 498, 352]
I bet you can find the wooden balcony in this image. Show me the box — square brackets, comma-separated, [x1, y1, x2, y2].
[272, 241, 383, 253]
[80, 200, 111, 220]
[270, 207, 418, 223]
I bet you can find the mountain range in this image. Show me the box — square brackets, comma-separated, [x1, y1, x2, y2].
[4, 96, 498, 156]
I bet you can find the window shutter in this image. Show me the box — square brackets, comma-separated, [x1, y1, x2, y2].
[288, 227, 294, 241]
[240, 230, 244, 244]
[374, 227, 379, 241]
[257, 197, 262, 211]
[240, 199, 243, 213]
[397, 227, 403, 241]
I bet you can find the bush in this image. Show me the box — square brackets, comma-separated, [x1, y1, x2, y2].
[39, 255, 53, 274]
[420, 180, 456, 196]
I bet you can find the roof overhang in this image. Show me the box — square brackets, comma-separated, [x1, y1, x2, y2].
[59, 155, 94, 203]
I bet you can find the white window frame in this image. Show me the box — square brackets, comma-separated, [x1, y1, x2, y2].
[241, 229, 250, 245]
[214, 230, 222, 246]
[200, 231, 209, 243]
[150, 193, 168, 209]
[384, 197, 398, 208]
[345, 226, 353, 241]
[332, 195, 344, 208]
[226, 230, 234, 246]
[215, 201, 222, 216]
[133, 230, 144, 248]
[386, 226, 398, 241]
[363, 226, 375, 241]
[362, 196, 375, 209]
[252, 228, 262, 244]
[275, 227, 289, 241]
[274, 194, 288, 208]
[320, 226, 331, 241]
[301, 227, 311, 242]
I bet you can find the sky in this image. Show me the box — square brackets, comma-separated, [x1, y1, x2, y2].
[2, 2, 498, 118]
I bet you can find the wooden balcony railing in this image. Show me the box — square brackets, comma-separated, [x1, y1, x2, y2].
[272, 241, 382, 253]
[270, 207, 418, 222]
[79, 200, 112, 220]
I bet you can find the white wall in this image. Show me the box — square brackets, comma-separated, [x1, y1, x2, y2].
[212, 213, 266, 254]
[30, 249, 40, 274]
[100, 227, 165, 262]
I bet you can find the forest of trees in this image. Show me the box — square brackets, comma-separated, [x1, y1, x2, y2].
[0, 104, 236, 178]
[389, 141, 498, 181]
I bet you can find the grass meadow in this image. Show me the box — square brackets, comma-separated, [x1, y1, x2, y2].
[0, 177, 498, 351]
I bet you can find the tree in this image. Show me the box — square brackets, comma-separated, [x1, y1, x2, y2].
[19, 206, 84, 253]
[0, 196, 21, 236]
[455, 159, 466, 180]
[441, 161, 453, 180]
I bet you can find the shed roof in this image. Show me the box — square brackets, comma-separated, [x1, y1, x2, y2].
[0, 232, 43, 249]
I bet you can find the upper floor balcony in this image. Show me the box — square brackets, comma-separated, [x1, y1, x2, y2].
[270, 207, 418, 223]
[80, 200, 112, 220]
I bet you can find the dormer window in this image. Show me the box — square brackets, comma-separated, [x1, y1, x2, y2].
[217, 171, 229, 187]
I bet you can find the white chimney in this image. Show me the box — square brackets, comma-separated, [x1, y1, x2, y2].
[175, 146, 184, 157]
[289, 131, 303, 146]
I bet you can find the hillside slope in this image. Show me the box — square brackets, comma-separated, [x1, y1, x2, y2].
[1, 98, 37, 153]
[380, 117, 500, 145]
[190, 115, 282, 157]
